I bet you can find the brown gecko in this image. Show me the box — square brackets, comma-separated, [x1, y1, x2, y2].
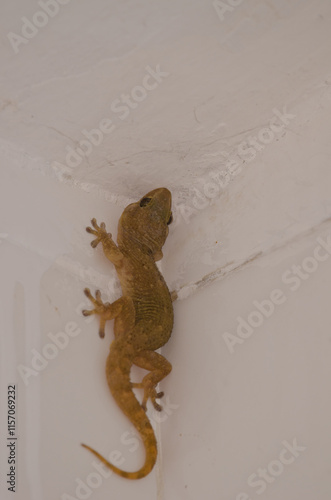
[81, 187, 174, 479]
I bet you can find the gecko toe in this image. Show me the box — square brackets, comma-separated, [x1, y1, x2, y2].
[91, 238, 100, 248]
[82, 309, 93, 316]
[153, 401, 163, 412]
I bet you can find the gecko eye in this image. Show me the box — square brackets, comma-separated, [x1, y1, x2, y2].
[167, 214, 173, 225]
[140, 197, 152, 207]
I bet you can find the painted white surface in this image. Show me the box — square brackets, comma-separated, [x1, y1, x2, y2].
[1, 0, 331, 499]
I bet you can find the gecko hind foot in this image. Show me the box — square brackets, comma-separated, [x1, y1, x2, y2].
[82, 288, 111, 338]
[132, 382, 164, 412]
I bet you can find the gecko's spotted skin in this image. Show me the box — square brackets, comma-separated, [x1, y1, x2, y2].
[81, 188, 174, 479]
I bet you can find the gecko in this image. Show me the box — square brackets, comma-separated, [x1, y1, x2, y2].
[81, 187, 174, 479]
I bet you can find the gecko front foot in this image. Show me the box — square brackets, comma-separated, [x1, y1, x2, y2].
[132, 381, 164, 412]
[82, 288, 111, 338]
[86, 218, 112, 248]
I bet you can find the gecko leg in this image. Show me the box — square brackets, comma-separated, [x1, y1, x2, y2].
[132, 351, 172, 411]
[83, 290, 135, 338]
[82, 289, 120, 338]
[82, 288, 113, 338]
[86, 218, 123, 265]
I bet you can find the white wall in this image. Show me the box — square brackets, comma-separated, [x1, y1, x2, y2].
[1, 1, 331, 499]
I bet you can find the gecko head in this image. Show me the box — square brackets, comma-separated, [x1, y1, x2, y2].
[118, 187, 173, 261]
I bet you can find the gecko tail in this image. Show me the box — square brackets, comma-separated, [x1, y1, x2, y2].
[81, 433, 157, 480]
